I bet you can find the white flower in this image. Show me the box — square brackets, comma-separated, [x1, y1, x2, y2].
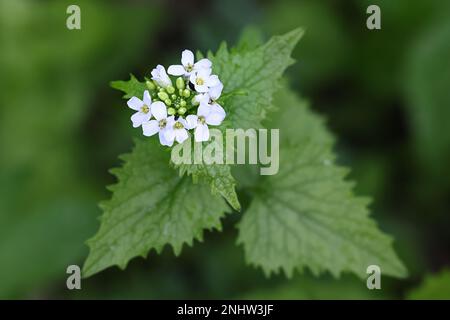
[186, 103, 226, 142]
[168, 49, 212, 77]
[151, 64, 172, 88]
[163, 116, 189, 146]
[142, 101, 172, 146]
[189, 68, 220, 93]
[193, 82, 226, 127]
[127, 90, 152, 128]
[194, 82, 223, 105]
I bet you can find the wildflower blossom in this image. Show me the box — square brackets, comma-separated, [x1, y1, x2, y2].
[194, 82, 226, 119]
[186, 104, 225, 142]
[142, 101, 171, 146]
[164, 116, 189, 146]
[151, 65, 172, 88]
[167, 49, 212, 77]
[189, 68, 220, 93]
[127, 90, 152, 128]
[126, 49, 226, 146]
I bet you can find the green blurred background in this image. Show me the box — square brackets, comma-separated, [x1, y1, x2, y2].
[0, 0, 449, 299]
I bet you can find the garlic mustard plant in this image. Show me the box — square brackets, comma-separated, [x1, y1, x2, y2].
[84, 29, 406, 282]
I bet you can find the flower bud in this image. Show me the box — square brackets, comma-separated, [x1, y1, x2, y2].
[191, 97, 199, 106]
[182, 89, 191, 98]
[168, 107, 176, 115]
[180, 100, 186, 107]
[164, 99, 172, 106]
[176, 77, 185, 90]
[158, 91, 169, 101]
[146, 80, 156, 90]
[167, 86, 175, 94]
[178, 107, 187, 115]
[171, 94, 177, 100]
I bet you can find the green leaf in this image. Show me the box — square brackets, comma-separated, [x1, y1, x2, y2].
[234, 25, 265, 52]
[175, 147, 241, 212]
[110, 74, 148, 99]
[83, 139, 229, 277]
[237, 88, 407, 279]
[408, 269, 450, 300]
[209, 28, 304, 129]
[171, 28, 304, 211]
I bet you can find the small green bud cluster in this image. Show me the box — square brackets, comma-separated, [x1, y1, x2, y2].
[145, 77, 195, 117]
[127, 50, 225, 146]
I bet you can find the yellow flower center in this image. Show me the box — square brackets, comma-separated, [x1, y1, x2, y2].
[186, 64, 193, 72]
[198, 116, 206, 124]
[141, 105, 149, 114]
[174, 121, 184, 130]
[158, 119, 167, 128]
[196, 77, 204, 86]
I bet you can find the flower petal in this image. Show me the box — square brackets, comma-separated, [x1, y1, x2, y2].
[127, 97, 143, 111]
[143, 112, 152, 123]
[207, 75, 221, 87]
[143, 90, 152, 106]
[206, 112, 225, 126]
[205, 103, 226, 126]
[151, 64, 172, 87]
[198, 104, 211, 117]
[194, 124, 210, 142]
[195, 84, 209, 93]
[186, 115, 198, 129]
[151, 101, 167, 121]
[189, 73, 197, 85]
[142, 120, 159, 136]
[177, 118, 188, 129]
[159, 130, 172, 146]
[193, 94, 207, 105]
[168, 65, 186, 76]
[163, 127, 175, 145]
[166, 115, 176, 127]
[131, 112, 147, 128]
[197, 68, 212, 78]
[181, 50, 194, 67]
[208, 83, 223, 100]
[211, 102, 226, 116]
[175, 128, 189, 144]
[194, 58, 212, 70]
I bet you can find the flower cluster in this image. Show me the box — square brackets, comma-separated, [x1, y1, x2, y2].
[127, 50, 226, 147]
